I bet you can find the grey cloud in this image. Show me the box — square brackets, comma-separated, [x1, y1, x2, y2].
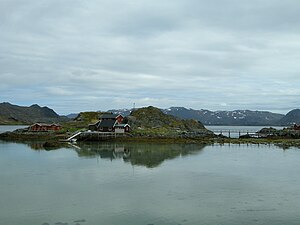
[1, 0, 300, 114]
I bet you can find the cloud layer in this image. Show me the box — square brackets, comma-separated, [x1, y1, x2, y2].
[1, 0, 300, 114]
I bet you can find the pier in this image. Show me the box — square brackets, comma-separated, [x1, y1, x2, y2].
[213, 130, 260, 138]
[67, 131, 124, 142]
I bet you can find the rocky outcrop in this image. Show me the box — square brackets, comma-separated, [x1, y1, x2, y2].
[126, 106, 214, 138]
[278, 109, 300, 125]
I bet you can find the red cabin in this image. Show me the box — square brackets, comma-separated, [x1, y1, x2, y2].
[29, 123, 62, 132]
[101, 114, 124, 123]
[293, 124, 300, 130]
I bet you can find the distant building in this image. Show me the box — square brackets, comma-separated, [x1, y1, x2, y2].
[29, 123, 62, 132]
[293, 124, 300, 130]
[114, 124, 130, 133]
[98, 119, 117, 132]
[101, 114, 124, 123]
[88, 113, 130, 133]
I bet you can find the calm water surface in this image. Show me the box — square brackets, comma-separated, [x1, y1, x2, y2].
[0, 125, 27, 133]
[1, 139, 300, 225]
[206, 125, 286, 138]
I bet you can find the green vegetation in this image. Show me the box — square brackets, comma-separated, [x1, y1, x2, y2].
[256, 127, 300, 139]
[60, 111, 104, 133]
[128, 106, 213, 137]
[0, 115, 27, 125]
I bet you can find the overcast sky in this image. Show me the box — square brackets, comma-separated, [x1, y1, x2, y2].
[1, 0, 300, 114]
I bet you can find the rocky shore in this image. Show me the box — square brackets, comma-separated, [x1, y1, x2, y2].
[1, 127, 300, 150]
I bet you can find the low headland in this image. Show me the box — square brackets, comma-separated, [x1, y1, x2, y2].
[1, 106, 300, 149]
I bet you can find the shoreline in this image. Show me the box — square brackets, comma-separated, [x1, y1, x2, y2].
[1, 131, 300, 149]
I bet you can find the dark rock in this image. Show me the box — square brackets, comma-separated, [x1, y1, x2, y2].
[42, 141, 63, 150]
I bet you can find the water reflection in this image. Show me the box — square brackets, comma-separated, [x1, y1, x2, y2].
[72, 142, 206, 168]
[1, 140, 300, 225]
[0, 140, 65, 151]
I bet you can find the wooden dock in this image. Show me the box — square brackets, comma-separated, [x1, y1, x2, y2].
[67, 131, 124, 142]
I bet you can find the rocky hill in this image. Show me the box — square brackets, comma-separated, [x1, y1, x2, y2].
[60, 111, 106, 132]
[126, 106, 213, 137]
[0, 102, 69, 124]
[278, 109, 300, 125]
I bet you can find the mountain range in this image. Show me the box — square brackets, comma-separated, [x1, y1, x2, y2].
[1, 102, 299, 126]
[0, 102, 69, 124]
[109, 107, 300, 126]
[163, 107, 284, 126]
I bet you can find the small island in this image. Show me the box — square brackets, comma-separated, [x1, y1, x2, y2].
[1, 105, 300, 149]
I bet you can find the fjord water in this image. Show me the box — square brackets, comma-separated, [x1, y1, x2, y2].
[0, 125, 27, 133]
[206, 125, 285, 138]
[1, 141, 300, 225]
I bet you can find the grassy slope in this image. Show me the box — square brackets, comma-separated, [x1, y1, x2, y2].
[127, 106, 212, 137]
[60, 111, 104, 132]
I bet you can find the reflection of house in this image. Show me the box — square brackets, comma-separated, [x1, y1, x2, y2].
[29, 123, 62, 132]
[88, 114, 130, 133]
[74, 143, 130, 160]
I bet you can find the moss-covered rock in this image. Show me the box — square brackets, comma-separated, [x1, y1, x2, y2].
[126, 106, 213, 137]
[74, 112, 103, 123]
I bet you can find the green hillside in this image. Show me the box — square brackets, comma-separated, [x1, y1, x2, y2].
[127, 106, 213, 137]
[62, 111, 104, 132]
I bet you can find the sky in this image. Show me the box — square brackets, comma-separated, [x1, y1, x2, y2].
[1, 0, 300, 115]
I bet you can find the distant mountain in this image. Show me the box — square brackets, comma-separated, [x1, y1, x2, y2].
[66, 113, 79, 119]
[0, 102, 69, 124]
[162, 107, 285, 126]
[107, 108, 132, 116]
[278, 109, 300, 125]
[66, 109, 131, 120]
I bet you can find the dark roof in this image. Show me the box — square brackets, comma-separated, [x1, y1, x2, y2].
[89, 121, 101, 127]
[98, 120, 117, 128]
[101, 114, 122, 119]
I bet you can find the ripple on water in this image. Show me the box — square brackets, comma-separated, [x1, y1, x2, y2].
[74, 219, 86, 223]
[42, 220, 86, 225]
